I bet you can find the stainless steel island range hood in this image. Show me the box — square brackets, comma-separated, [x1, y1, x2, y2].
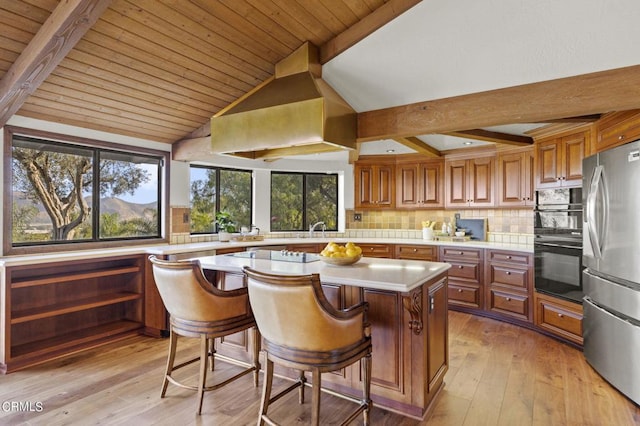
[210, 42, 357, 160]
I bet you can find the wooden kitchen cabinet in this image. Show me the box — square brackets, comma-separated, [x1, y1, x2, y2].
[440, 246, 484, 310]
[396, 158, 444, 209]
[485, 249, 533, 323]
[2, 255, 145, 373]
[594, 109, 640, 153]
[445, 155, 495, 208]
[535, 127, 588, 189]
[354, 156, 395, 209]
[534, 291, 583, 346]
[286, 243, 323, 253]
[497, 147, 534, 207]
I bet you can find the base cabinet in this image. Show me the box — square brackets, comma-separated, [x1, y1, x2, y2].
[485, 250, 533, 323]
[2, 255, 145, 373]
[440, 246, 484, 310]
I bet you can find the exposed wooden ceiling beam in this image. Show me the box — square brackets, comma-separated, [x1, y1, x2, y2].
[446, 129, 533, 146]
[393, 136, 442, 157]
[320, 0, 422, 63]
[357, 65, 640, 142]
[0, 0, 111, 127]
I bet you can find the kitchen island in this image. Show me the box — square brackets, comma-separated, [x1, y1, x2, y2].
[196, 251, 451, 420]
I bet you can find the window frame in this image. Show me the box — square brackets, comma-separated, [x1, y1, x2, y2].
[189, 164, 254, 235]
[270, 171, 339, 232]
[3, 126, 170, 255]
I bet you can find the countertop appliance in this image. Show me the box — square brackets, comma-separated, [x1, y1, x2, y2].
[230, 249, 320, 263]
[582, 140, 640, 405]
[533, 188, 584, 303]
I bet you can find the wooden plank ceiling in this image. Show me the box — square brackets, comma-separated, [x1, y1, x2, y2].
[0, 0, 416, 144]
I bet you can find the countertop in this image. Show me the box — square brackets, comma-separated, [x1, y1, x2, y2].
[197, 252, 451, 293]
[0, 237, 532, 267]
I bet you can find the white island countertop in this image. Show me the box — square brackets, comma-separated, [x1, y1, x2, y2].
[196, 251, 451, 293]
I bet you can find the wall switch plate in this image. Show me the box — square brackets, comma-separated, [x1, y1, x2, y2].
[354, 213, 362, 221]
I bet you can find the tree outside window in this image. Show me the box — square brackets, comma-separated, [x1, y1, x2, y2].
[190, 166, 253, 234]
[271, 172, 338, 232]
[10, 133, 163, 247]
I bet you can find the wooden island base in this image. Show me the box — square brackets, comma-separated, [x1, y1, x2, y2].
[197, 256, 450, 421]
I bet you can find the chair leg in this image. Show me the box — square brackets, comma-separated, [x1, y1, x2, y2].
[311, 368, 321, 426]
[208, 338, 215, 372]
[258, 357, 274, 426]
[196, 334, 208, 415]
[252, 327, 260, 387]
[298, 370, 306, 404]
[161, 328, 178, 398]
[362, 353, 372, 425]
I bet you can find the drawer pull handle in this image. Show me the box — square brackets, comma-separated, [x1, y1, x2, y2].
[506, 271, 511, 275]
[558, 313, 564, 318]
[458, 251, 464, 255]
[457, 289, 463, 293]
[413, 248, 417, 252]
[506, 255, 512, 259]
[458, 265, 463, 269]
[505, 297, 511, 301]
[619, 135, 625, 140]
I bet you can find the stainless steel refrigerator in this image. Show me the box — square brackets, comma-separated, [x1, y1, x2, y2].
[582, 140, 640, 405]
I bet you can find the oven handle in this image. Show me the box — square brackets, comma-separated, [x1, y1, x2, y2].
[534, 242, 583, 250]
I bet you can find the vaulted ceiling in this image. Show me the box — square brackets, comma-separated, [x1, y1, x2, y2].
[0, 0, 417, 144]
[3, 0, 640, 157]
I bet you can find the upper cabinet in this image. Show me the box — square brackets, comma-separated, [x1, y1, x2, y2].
[396, 158, 444, 209]
[534, 126, 590, 189]
[497, 147, 534, 207]
[445, 155, 495, 208]
[594, 110, 640, 153]
[354, 156, 396, 209]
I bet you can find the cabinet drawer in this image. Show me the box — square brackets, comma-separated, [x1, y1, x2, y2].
[395, 245, 436, 260]
[487, 250, 531, 266]
[441, 247, 481, 261]
[489, 265, 528, 289]
[535, 293, 583, 345]
[448, 284, 481, 308]
[448, 262, 480, 282]
[488, 289, 529, 320]
[359, 244, 393, 258]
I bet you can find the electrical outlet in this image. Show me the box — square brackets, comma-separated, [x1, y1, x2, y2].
[354, 213, 362, 221]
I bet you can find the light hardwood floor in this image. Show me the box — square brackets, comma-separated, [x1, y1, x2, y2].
[1, 311, 638, 425]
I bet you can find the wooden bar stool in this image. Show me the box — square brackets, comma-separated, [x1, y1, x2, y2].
[243, 266, 372, 426]
[149, 255, 260, 415]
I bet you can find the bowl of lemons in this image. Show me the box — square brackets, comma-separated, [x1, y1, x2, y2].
[319, 242, 363, 266]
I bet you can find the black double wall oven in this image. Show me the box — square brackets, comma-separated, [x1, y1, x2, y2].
[534, 188, 584, 303]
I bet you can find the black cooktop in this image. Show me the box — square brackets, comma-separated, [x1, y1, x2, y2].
[228, 250, 320, 263]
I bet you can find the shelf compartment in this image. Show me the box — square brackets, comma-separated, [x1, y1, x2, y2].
[11, 266, 141, 289]
[11, 292, 142, 324]
[10, 320, 142, 360]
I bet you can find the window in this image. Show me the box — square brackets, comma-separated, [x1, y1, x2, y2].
[271, 172, 338, 232]
[6, 127, 167, 253]
[190, 165, 253, 234]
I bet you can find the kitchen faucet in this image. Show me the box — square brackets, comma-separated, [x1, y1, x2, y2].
[309, 221, 326, 238]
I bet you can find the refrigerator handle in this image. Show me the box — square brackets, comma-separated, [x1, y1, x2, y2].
[586, 165, 605, 259]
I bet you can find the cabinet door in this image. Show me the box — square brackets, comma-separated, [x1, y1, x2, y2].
[375, 164, 395, 207]
[397, 163, 420, 207]
[468, 157, 494, 207]
[427, 278, 448, 392]
[561, 133, 585, 187]
[419, 161, 444, 208]
[445, 159, 468, 207]
[355, 164, 376, 208]
[536, 139, 561, 188]
[497, 150, 534, 206]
